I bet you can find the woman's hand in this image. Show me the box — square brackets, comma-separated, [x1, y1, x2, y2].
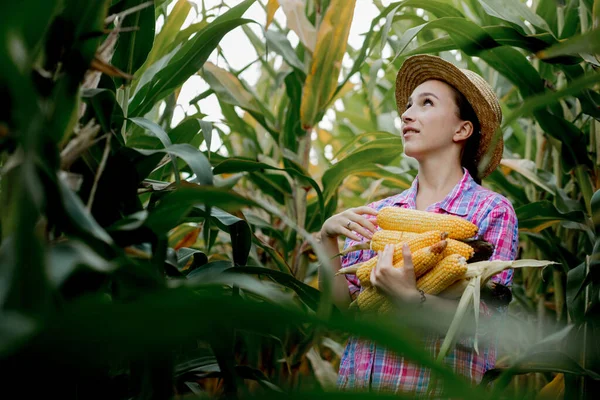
[320, 206, 378, 242]
[370, 244, 421, 304]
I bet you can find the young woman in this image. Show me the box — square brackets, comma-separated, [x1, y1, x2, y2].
[319, 55, 519, 396]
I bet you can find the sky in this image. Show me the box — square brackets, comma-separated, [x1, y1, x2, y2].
[164, 0, 389, 152]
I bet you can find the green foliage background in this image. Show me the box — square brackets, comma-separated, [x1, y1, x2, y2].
[1, 0, 600, 399]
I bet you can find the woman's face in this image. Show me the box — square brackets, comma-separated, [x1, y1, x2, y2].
[400, 79, 470, 161]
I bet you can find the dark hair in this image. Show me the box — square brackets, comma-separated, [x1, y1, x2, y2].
[450, 86, 482, 185]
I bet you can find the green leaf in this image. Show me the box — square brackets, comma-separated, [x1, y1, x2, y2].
[144, 186, 256, 234]
[226, 266, 321, 311]
[567, 261, 588, 323]
[592, 189, 600, 234]
[321, 136, 403, 207]
[0, 1, 59, 62]
[477, 0, 550, 34]
[490, 350, 600, 394]
[201, 62, 278, 141]
[0, 311, 38, 359]
[128, 116, 182, 183]
[213, 157, 324, 220]
[532, 109, 591, 172]
[134, 0, 192, 83]
[20, 287, 483, 400]
[282, 70, 306, 152]
[110, 0, 155, 85]
[516, 201, 587, 233]
[56, 174, 115, 246]
[134, 144, 213, 186]
[536, 0, 558, 36]
[201, 62, 262, 114]
[193, 206, 251, 267]
[537, 27, 600, 59]
[81, 89, 125, 134]
[128, 0, 256, 117]
[503, 71, 600, 125]
[265, 30, 305, 72]
[47, 241, 117, 287]
[500, 159, 556, 195]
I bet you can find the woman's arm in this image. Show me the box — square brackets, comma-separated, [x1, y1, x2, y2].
[318, 206, 378, 311]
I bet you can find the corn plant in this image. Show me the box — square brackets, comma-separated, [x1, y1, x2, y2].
[1, 0, 599, 399]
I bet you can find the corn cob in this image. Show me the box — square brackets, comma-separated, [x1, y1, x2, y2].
[416, 254, 468, 294]
[444, 239, 475, 260]
[412, 240, 447, 277]
[355, 231, 447, 286]
[377, 207, 478, 240]
[357, 286, 385, 312]
[378, 298, 393, 314]
[370, 230, 419, 252]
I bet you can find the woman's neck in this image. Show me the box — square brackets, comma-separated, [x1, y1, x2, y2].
[414, 157, 464, 210]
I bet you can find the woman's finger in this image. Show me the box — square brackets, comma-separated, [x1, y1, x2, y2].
[341, 228, 362, 242]
[402, 243, 415, 278]
[351, 215, 378, 234]
[370, 252, 380, 286]
[344, 220, 374, 239]
[354, 206, 378, 216]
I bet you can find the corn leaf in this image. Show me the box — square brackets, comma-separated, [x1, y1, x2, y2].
[266, 0, 279, 28]
[278, 0, 316, 51]
[111, 0, 155, 86]
[134, 144, 213, 186]
[503, 71, 600, 125]
[437, 277, 476, 362]
[134, 0, 191, 83]
[265, 30, 305, 72]
[321, 137, 404, 207]
[517, 201, 587, 233]
[537, 27, 600, 59]
[213, 157, 324, 219]
[202, 62, 262, 114]
[477, 0, 550, 34]
[300, 0, 356, 129]
[128, 0, 255, 117]
[499, 159, 556, 195]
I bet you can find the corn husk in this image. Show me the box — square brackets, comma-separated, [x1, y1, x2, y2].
[436, 258, 558, 361]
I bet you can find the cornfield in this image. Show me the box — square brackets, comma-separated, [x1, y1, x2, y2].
[1, 0, 599, 399]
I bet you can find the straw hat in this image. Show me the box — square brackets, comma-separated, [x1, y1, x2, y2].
[395, 55, 503, 179]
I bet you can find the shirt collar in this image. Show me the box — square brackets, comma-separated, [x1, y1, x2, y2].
[392, 168, 476, 216]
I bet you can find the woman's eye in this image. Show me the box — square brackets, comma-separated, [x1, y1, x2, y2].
[405, 103, 412, 110]
[423, 98, 433, 106]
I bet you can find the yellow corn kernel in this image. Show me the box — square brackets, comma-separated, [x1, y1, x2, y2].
[378, 298, 394, 314]
[356, 231, 447, 287]
[357, 286, 386, 312]
[356, 257, 378, 286]
[444, 239, 475, 260]
[412, 240, 447, 278]
[377, 207, 478, 240]
[370, 230, 419, 252]
[417, 254, 468, 295]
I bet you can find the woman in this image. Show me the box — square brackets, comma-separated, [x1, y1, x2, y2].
[319, 55, 519, 396]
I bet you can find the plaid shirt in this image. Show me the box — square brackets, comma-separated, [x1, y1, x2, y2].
[337, 169, 519, 397]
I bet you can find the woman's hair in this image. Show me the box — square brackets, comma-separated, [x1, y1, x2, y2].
[450, 85, 482, 184]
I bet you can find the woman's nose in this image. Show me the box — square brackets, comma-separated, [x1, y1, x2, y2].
[401, 109, 415, 123]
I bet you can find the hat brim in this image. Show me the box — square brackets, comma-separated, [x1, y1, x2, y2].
[395, 55, 503, 179]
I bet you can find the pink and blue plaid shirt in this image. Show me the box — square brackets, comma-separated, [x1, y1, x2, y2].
[337, 169, 519, 397]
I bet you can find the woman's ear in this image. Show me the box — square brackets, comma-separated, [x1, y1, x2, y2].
[453, 121, 474, 143]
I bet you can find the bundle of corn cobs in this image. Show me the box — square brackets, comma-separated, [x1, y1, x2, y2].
[336, 206, 556, 359]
